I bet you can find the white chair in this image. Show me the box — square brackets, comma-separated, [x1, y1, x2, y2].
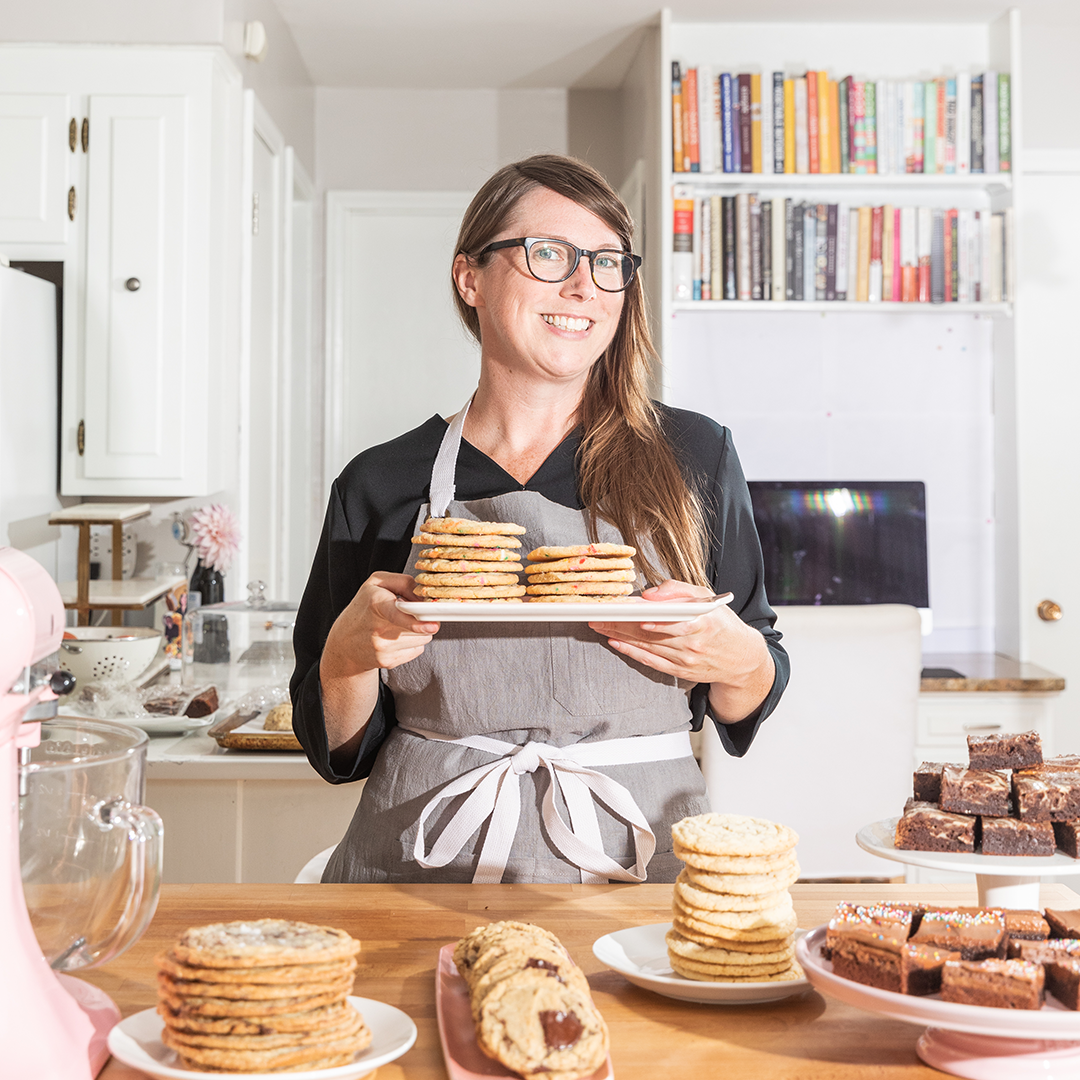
[700, 604, 921, 879]
[293, 846, 336, 884]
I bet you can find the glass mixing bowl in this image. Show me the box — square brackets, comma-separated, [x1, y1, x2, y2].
[19, 718, 163, 971]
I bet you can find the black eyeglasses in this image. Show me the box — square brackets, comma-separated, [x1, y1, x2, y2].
[472, 237, 642, 292]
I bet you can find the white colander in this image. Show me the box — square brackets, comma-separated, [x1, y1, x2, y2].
[58, 627, 163, 687]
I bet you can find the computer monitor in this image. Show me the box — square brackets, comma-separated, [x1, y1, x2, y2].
[747, 481, 929, 608]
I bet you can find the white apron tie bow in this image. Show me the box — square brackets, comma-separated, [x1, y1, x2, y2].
[406, 728, 693, 884]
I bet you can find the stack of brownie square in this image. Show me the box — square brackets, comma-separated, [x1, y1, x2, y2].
[895, 730, 1080, 857]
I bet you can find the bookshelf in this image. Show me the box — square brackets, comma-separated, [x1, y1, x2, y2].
[643, 8, 1024, 657]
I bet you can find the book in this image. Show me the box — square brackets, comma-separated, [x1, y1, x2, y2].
[998, 73, 1011, 172]
[750, 73, 763, 173]
[699, 65, 715, 173]
[1004, 206, 1015, 300]
[721, 73, 735, 173]
[851, 80, 866, 172]
[825, 203, 838, 301]
[869, 205, 883, 301]
[792, 201, 804, 300]
[942, 207, 953, 301]
[736, 192, 752, 299]
[685, 67, 700, 172]
[881, 202, 894, 301]
[804, 204, 817, 300]
[912, 80, 925, 173]
[750, 194, 763, 299]
[783, 78, 796, 174]
[817, 71, 831, 173]
[923, 81, 937, 174]
[847, 207, 859, 300]
[835, 203, 849, 301]
[814, 203, 827, 299]
[892, 207, 903, 300]
[672, 63, 685, 172]
[957, 208, 970, 302]
[917, 206, 932, 301]
[773, 73, 785, 173]
[738, 74, 753, 173]
[900, 207, 917, 301]
[856, 206, 871, 301]
[807, 70, 820, 173]
[980, 208, 992, 301]
[692, 193, 702, 300]
[772, 197, 786, 301]
[762, 198, 773, 299]
[989, 211, 1003, 302]
[829, 77, 841, 175]
[793, 77, 810, 173]
[838, 76, 851, 173]
[956, 73, 971, 175]
[875, 80, 888, 174]
[971, 75, 985, 173]
[864, 81, 878, 173]
[710, 194, 722, 299]
[902, 80, 916, 172]
[935, 78, 947, 173]
[945, 78, 957, 174]
[950, 209, 959, 302]
[984, 72, 998, 173]
[673, 185, 693, 299]
[697, 196, 709, 299]
[722, 195, 737, 299]
[930, 208, 945, 303]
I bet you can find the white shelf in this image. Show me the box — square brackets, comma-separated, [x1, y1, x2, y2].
[671, 172, 1012, 191]
[58, 574, 187, 610]
[673, 301, 1012, 315]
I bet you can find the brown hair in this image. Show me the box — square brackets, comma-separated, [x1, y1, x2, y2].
[453, 154, 709, 587]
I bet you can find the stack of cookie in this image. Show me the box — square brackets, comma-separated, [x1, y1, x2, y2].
[524, 543, 638, 603]
[453, 920, 609, 1080]
[667, 813, 803, 983]
[156, 918, 368, 1073]
[411, 517, 527, 602]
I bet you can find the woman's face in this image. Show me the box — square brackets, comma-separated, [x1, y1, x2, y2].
[454, 186, 626, 388]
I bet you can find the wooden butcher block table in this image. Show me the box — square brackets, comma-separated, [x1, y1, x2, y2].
[83, 881, 1080, 1079]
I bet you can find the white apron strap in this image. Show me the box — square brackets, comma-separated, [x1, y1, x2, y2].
[405, 728, 693, 884]
[428, 394, 474, 518]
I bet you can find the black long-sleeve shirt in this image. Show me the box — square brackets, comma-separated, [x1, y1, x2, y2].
[291, 404, 789, 783]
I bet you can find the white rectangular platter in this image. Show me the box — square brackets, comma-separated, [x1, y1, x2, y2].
[397, 594, 732, 623]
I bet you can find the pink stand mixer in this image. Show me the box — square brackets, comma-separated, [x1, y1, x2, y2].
[1, 546, 128, 1077]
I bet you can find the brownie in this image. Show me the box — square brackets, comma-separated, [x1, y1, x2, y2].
[903, 798, 938, 813]
[1010, 938, 1080, 962]
[1014, 773, 1080, 822]
[1054, 820, 1080, 858]
[900, 942, 960, 996]
[826, 903, 914, 993]
[913, 762, 947, 803]
[1044, 909, 1080, 939]
[1021, 754, 1080, 775]
[1046, 957, 1080, 1009]
[909, 910, 1007, 961]
[940, 958, 1045, 1009]
[980, 816, 1056, 856]
[940, 765, 1011, 817]
[184, 686, 219, 718]
[967, 730, 1043, 771]
[952, 908, 1050, 945]
[143, 692, 186, 716]
[895, 805, 975, 854]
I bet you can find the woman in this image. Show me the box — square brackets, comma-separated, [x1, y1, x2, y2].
[292, 154, 788, 883]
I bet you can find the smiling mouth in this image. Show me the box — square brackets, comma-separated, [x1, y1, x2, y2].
[542, 314, 593, 332]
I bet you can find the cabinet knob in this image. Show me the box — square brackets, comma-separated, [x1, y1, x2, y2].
[1038, 600, 1063, 622]
[125, 277, 141, 292]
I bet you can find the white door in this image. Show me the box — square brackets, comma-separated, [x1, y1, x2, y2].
[0, 93, 71, 244]
[324, 192, 479, 489]
[1015, 164, 1080, 749]
[82, 93, 187, 481]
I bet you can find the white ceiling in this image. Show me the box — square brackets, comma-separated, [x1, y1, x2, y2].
[272, 0, 1078, 90]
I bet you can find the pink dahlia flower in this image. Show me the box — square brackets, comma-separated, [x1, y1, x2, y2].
[189, 504, 240, 572]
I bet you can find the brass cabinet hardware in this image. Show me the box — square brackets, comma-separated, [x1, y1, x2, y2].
[67, 186, 76, 221]
[77, 420, 85, 456]
[125, 277, 141, 292]
[69, 118, 76, 152]
[81, 117, 88, 152]
[1037, 600, 1063, 622]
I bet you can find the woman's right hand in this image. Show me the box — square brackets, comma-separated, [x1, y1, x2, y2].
[319, 572, 439, 753]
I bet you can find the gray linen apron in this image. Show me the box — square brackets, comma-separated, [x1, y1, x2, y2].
[323, 400, 710, 884]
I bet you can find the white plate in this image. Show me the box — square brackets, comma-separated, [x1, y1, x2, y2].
[58, 705, 217, 735]
[797, 925, 1080, 1038]
[857, 817, 1080, 877]
[106, 996, 417, 1080]
[397, 594, 733, 623]
[592, 922, 810, 1005]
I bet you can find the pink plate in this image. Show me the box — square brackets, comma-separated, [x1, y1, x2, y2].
[435, 944, 613, 1080]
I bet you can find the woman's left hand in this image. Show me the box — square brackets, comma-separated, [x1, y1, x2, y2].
[588, 579, 775, 723]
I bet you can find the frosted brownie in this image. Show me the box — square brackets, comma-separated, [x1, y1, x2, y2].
[1054, 820, 1080, 858]
[1044, 909, 1080, 939]
[909, 910, 1007, 961]
[825, 903, 914, 992]
[939, 766, 1011, 818]
[1019, 754, 1080, 775]
[940, 958, 1045, 1009]
[949, 908, 1049, 945]
[895, 804, 975, 854]
[899, 942, 960, 996]
[980, 816, 1055, 856]
[912, 763, 947, 803]
[967, 730, 1043, 771]
[1014, 772, 1080, 822]
[1010, 938, 1080, 963]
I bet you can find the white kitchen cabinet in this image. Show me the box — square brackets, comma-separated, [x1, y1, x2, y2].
[0, 47, 242, 498]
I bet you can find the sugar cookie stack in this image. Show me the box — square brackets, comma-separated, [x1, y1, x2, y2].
[411, 517, 527, 601]
[453, 920, 609, 1080]
[156, 919, 368, 1073]
[667, 813, 803, 983]
[524, 543, 638, 602]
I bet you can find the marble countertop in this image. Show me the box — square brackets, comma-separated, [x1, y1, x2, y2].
[921, 652, 1066, 692]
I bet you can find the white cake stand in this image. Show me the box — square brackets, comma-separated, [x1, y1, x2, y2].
[857, 818, 1080, 909]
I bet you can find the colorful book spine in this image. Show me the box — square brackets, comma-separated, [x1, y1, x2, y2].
[761, 198, 773, 298]
[773, 73, 785, 173]
[856, 206, 872, 300]
[917, 206, 932, 302]
[869, 206, 883, 301]
[942, 206, 952, 301]
[838, 76, 851, 173]
[736, 192, 752, 299]
[945, 78, 957, 174]
[998, 73, 1011, 172]
[806, 71, 820, 173]
[722, 195, 737, 298]
[864, 81, 878, 173]
[671, 63, 685, 172]
[793, 77, 809, 173]
[738, 74, 753, 173]
[783, 78, 796, 174]
[923, 81, 937, 174]
[710, 194, 722, 299]
[695, 195, 707, 299]
[970, 75, 984, 173]
[785, 198, 796, 299]
[817, 72, 832, 173]
[673, 186, 693, 299]
[930, 208, 946, 303]
[901, 207, 917, 302]
[892, 206, 903, 301]
[721, 73, 735, 173]
[902, 81, 916, 172]
[949, 208, 960, 302]
[814, 203, 827, 299]
[851, 81, 867, 173]
[912, 81, 925, 173]
[825, 203, 838, 301]
[684, 67, 700, 172]
[935, 78, 946, 173]
[881, 203, 894, 301]
[956, 72, 971, 175]
[750, 73, 763, 173]
[750, 195, 763, 298]
[792, 201, 804, 300]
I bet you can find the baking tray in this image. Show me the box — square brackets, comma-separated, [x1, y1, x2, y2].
[207, 708, 302, 751]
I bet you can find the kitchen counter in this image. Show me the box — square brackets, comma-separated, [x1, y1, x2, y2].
[921, 652, 1066, 692]
[84, 880, 1080, 1079]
